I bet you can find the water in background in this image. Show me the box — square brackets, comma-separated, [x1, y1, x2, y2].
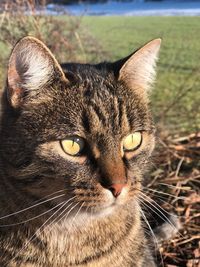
[46, 0, 200, 16]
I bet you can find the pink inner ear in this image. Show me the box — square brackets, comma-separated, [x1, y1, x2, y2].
[8, 63, 22, 107]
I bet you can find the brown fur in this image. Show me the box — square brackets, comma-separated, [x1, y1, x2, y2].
[0, 37, 161, 267]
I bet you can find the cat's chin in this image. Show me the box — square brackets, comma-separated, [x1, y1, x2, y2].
[59, 203, 129, 231]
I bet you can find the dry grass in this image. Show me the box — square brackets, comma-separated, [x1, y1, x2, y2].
[149, 131, 200, 267]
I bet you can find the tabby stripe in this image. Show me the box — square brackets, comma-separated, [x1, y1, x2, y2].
[81, 112, 91, 133]
[89, 102, 107, 127]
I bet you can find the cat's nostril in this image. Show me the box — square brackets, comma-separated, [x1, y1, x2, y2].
[108, 184, 126, 198]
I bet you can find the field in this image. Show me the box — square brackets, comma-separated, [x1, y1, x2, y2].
[0, 9, 199, 267]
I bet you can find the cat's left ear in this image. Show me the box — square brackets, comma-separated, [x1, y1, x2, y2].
[7, 36, 67, 108]
[118, 39, 161, 92]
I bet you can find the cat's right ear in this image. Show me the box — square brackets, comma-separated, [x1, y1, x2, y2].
[7, 36, 67, 108]
[115, 39, 161, 94]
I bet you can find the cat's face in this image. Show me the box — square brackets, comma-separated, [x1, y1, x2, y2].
[1, 37, 160, 216]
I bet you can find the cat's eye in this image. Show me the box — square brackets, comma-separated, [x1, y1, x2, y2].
[123, 132, 142, 152]
[60, 136, 85, 156]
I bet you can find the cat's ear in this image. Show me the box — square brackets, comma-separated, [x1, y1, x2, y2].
[7, 36, 67, 108]
[118, 39, 161, 92]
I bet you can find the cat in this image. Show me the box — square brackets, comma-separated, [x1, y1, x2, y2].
[0, 36, 161, 267]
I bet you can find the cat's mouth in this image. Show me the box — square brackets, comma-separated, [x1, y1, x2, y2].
[82, 185, 132, 213]
[83, 187, 135, 219]
[67, 180, 139, 217]
[104, 185, 130, 204]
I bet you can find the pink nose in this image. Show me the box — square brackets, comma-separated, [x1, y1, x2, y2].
[108, 184, 126, 198]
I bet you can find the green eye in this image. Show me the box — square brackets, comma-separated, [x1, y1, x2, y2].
[60, 136, 85, 156]
[123, 132, 142, 152]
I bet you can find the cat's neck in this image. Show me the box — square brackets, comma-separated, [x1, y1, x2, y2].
[32, 202, 143, 266]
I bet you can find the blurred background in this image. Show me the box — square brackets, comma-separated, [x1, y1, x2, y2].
[0, 0, 199, 266]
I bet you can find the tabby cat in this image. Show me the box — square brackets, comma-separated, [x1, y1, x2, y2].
[0, 36, 161, 267]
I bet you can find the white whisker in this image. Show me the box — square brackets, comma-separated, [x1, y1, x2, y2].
[144, 193, 179, 210]
[68, 201, 85, 231]
[144, 187, 185, 200]
[71, 202, 84, 223]
[0, 193, 65, 220]
[139, 193, 181, 237]
[0, 201, 66, 227]
[7, 196, 76, 266]
[139, 191, 180, 219]
[56, 201, 80, 227]
[138, 204, 164, 267]
[32, 201, 82, 259]
[33, 189, 68, 203]
[49, 202, 75, 227]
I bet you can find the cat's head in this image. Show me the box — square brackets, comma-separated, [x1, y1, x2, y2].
[1, 37, 161, 216]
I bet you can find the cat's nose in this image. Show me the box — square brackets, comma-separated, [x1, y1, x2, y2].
[108, 184, 126, 198]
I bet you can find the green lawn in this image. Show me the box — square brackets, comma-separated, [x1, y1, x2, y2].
[1, 16, 200, 133]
